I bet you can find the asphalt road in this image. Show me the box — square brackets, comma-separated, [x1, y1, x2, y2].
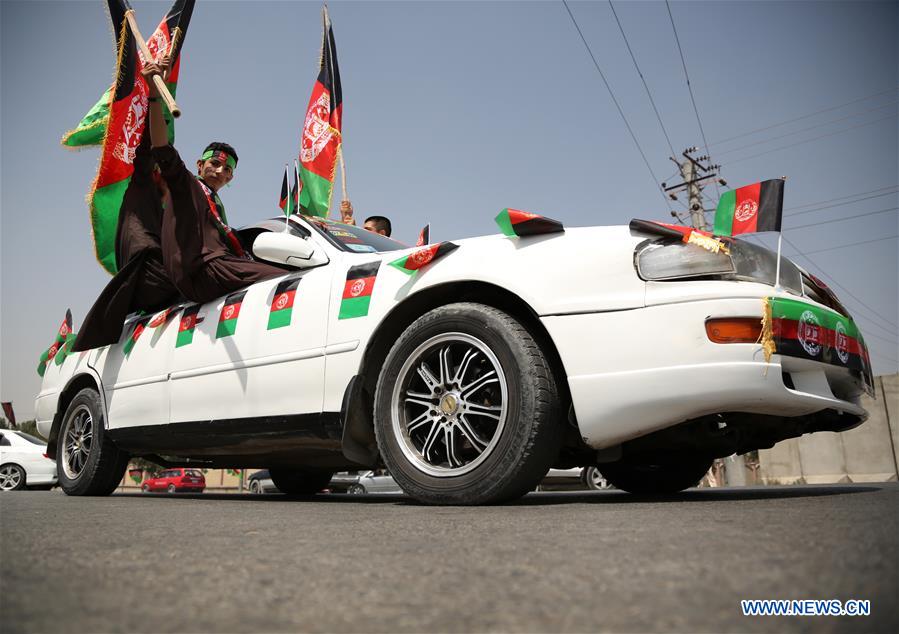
[2, 484, 897, 633]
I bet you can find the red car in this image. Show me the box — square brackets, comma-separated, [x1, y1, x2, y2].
[141, 468, 205, 494]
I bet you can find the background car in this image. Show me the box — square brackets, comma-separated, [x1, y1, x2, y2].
[141, 468, 205, 494]
[346, 470, 403, 495]
[246, 470, 279, 494]
[538, 467, 612, 492]
[0, 430, 57, 491]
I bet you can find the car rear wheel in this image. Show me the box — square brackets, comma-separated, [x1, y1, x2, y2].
[57, 388, 129, 496]
[599, 454, 713, 494]
[269, 469, 333, 496]
[249, 480, 262, 494]
[141, 483, 150, 493]
[0, 464, 26, 491]
[347, 484, 365, 495]
[167, 484, 176, 494]
[374, 303, 563, 505]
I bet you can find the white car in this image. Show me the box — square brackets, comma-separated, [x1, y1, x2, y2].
[346, 470, 404, 495]
[34, 214, 873, 504]
[0, 430, 58, 491]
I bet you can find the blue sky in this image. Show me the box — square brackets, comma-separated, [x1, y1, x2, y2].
[1, 0, 897, 419]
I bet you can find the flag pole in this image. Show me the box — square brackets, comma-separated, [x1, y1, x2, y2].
[339, 146, 348, 203]
[123, 10, 180, 117]
[773, 176, 787, 292]
[284, 163, 290, 232]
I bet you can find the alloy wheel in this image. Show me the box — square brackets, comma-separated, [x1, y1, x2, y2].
[0, 465, 23, 490]
[62, 404, 93, 480]
[391, 332, 508, 477]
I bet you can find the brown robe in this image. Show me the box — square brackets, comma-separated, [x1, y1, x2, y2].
[152, 145, 284, 303]
[72, 139, 180, 352]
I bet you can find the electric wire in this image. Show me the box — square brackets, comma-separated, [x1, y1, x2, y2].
[784, 207, 898, 231]
[561, 0, 673, 213]
[726, 113, 896, 165]
[781, 233, 899, 332]
[609, 1, 676, 156]
[794, 234, 897, 256]
[709, 86, 899, 147]
[786, 186, 898, 214]
[665, 0, 720, 198]
[715, 100, 898, 157]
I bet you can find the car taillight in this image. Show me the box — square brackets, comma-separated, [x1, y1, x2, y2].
[705, 318, 763, 344]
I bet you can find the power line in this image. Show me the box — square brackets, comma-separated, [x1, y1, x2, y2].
[795, 234, 897, 256]
[782, 234, 899, 332]
[715, 100, 898, 157]
[784, 207, 898, 231]
[709, 86, 899, 147]
[726, 113, 896, 165]
[609, 1, 676, 156]
[665, 1, 719, 198]
[561, 0, 673, 213]
[785, 186, 898, 215]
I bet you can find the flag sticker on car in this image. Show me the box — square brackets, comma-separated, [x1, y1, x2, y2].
[339, 262, 380, 320]
[175, 305, 203, 348]
[216, 291, 247, 339]
[123, 316, 152, 358]
[268, 276, 302, 330]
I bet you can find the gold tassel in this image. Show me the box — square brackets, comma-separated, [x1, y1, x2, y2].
[686, 231, 730, 255]
[760, 297, 776, 363]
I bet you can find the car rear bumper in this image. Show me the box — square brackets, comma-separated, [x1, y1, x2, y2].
[542, 297, 869, 450]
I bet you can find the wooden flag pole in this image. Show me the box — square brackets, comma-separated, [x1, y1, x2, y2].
[339, 146, 348, 202]
[124, 10, 181, 118]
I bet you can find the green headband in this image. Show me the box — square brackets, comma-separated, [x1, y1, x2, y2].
[200, 149, 237, 170]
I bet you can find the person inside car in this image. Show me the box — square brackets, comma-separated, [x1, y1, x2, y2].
[144, 59, 284, 304]
[338, 200, 393, 236]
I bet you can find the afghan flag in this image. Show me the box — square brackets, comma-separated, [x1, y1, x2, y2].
[54, 334, 77, 366]
[37, 310, 73, 377]
[291, 160, 300, 215]
[268, 277, 302, 330]
[278, 166, 289, 214]
[175, 304, 202, 348]
[339, 262, 379, 320]
[123, 316, 151, 357]
[1, 402, 16, 429]
[495, 208, 564, 237]
[216, 291, 247, 338]
[714, 179, 785, 237]
[62, 0, 195, 148]
[761, 297, 874, 395]
[416, 224, 430, 247]
[298, 7, 342, 218]
[629, 219, 729, 254]
[87, 0, 195, 274]
[390, 242, 458, 275]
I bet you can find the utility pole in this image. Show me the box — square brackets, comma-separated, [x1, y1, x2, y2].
[661, 147, 726, 230]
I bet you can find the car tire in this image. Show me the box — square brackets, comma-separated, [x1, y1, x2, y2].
[57, 388, 129, 496]
[167, 484, 176, 494]
[141, 483, 150, 493]
[249, 480, 262, 494]
[0, 464, 26, 491]
[599, 454, 713, 494]
[374, 302, 563, 505]
[269, 469, 333, 496]
[581, 466, 610, 491]
[347, 484, 365, 495]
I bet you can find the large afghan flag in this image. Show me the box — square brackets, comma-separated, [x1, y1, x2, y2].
[298, 7, 342, 218]
[87, 0, 194, 274]
[714, 179, 785, 237]
[62, 0, 194, 148]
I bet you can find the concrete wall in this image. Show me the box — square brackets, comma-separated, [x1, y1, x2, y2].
[759, 374, 899, 484]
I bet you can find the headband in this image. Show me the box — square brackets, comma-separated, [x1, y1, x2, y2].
[200, 149, 237, 170]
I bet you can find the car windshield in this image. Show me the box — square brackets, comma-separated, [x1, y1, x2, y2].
[301, 216, 406, 253]
[13, 431, 46, 445]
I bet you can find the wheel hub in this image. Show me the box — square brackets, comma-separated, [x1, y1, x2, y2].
[439, 393, 459, 416]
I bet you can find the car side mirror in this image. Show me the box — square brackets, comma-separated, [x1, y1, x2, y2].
[252, 232, 330, 269]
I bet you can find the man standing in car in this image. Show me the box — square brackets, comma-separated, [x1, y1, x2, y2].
[339, 200, 393, 237]
[144, 60, 283, 303]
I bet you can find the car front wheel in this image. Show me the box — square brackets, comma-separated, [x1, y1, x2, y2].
[269, 469, 333, 496]
[374, 303, 563, 505]
[581, 466, 611, 491]
[249, 480, 262, 494]
[0, 464, 26, 491]
[57, 388, 129, 496]
[599, 454, 713, 494]
[347, 484, 365, 495]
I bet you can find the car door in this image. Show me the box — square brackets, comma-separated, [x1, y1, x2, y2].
[90, 306, 178, 431]
[168, 234, 334, 426]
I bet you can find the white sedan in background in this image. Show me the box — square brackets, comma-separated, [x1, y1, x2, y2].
[0, 430, 57, 491]
[34, 213, 873, 504]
